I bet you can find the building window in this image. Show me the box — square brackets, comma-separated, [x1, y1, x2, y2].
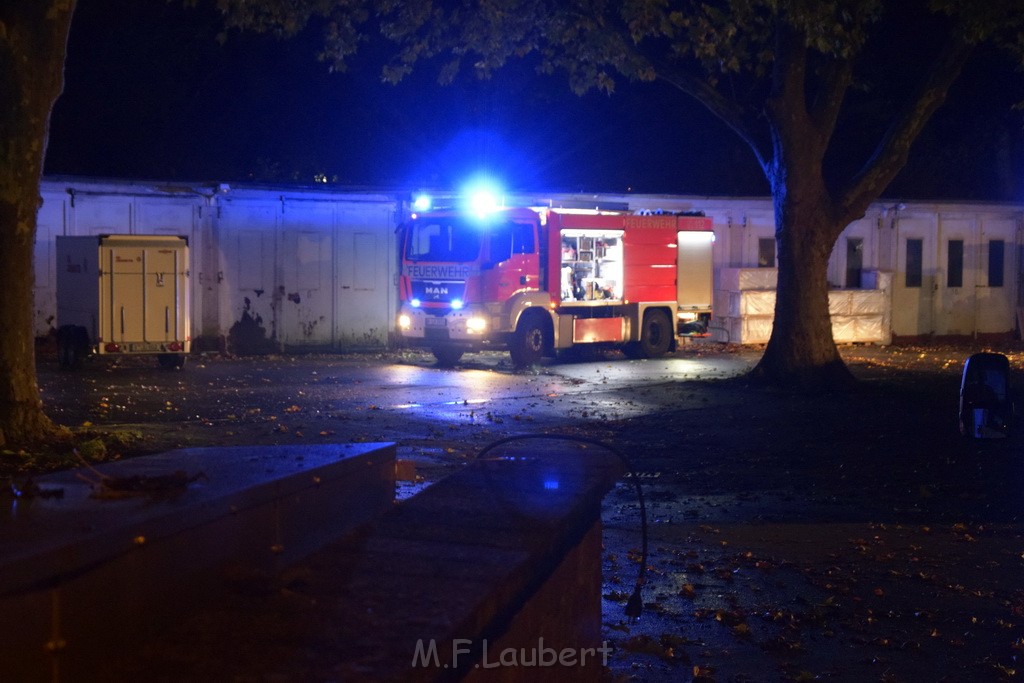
[905, 238, 923, 288]
[758, 238, 775, 268]
[947, 239, 964, 288]
[988, 240, 1005, 287]
[845, 237, 863, 288]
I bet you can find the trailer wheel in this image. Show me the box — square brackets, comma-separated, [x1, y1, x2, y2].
[626, 309, 673, 359]
[57, 326, 86, 370]
[57, 338, 79, 370]
[158, 353, 187, 370]
[431, 346, 464, 367]
[509, 311, 549, 368]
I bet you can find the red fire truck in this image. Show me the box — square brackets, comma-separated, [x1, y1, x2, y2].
[396, 203, 714, 367]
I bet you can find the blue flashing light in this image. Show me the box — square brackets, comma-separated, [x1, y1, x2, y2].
[469, 190, 499, 217]
[460, 176, 504, 217]
[413, 194, 432, 212]
[410, 298, 422, 308]
[451, 299, 464, 310]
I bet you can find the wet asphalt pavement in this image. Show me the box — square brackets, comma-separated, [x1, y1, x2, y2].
[33, 343, 1024, 681]
[36, 345, 754, 495]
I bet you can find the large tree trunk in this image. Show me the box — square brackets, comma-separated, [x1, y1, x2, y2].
[751, 186, 854, 389]
[0, 1, 77, 447]
[751, 64, 856, 391]
[748, 23, 858, 391]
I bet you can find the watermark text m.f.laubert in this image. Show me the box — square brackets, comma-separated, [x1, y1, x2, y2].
[412, 637, 611, 670]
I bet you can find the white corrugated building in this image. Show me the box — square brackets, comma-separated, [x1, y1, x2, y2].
[36, 178, 399, 352]
[34, 177, 1024, 350]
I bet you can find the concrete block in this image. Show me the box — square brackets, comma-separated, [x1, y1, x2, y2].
[109, 441, 625, 682]
[0, 442, 395, 682]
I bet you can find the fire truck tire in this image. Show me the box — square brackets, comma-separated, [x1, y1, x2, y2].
[627, 309, 673, 359]
[509, 311, 549, 367]
[431, 346, 464, 367]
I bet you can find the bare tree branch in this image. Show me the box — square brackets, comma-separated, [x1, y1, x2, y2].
[763, 16, 838, 184]
[655, 66, 769, 171]
[809, 57, 855, 141]
[839, 35, 974, 224]
[768, 19, 808, 110]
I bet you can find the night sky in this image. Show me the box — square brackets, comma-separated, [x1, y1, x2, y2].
[44, 0, 1024, 201]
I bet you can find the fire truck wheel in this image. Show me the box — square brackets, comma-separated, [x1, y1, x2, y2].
[510, 311, 549, 367]
[631, 309, 673, 359]
[431, 346, 464, 367]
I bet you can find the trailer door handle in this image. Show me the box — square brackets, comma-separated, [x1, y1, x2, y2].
[165, 306, 170, 333]
[120, 307, 125, 334]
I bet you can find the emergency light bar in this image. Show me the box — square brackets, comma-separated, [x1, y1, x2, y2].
[409, 176, 507, 216]
[412, 194, 432, 212]
[468, 190, 500, 217]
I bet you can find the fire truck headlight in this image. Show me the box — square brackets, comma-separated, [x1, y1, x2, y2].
[466, 317, 487, 334]
[451, 299, 464, 310]
[398, 314, 412, 330]
[410, 298, 422, 308]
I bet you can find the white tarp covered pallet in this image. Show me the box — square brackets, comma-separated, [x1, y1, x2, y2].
[712, 268, 892, 345]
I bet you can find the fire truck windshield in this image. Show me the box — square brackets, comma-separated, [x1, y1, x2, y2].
[404, 218, 483, 263]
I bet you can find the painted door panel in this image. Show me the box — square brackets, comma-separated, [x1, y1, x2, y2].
[892, 218, 936, 337]
[281, 204, 335, 348]
[336, 206, 394, 348]
[933, 219, 975, 336]
[976, 218, 1017, 334]
[221, 202, 279, 349]
[105, 246, 145, 342]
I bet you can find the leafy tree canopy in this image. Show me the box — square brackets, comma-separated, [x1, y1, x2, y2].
[206, 0, 1024, 177]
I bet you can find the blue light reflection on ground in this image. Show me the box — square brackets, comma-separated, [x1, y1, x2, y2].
[377, 354, 747, 425]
